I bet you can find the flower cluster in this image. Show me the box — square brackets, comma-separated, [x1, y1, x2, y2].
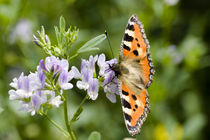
[97, 54, 119, 103]
[8, 54, 119, 115]
[8, 56, 73, 115]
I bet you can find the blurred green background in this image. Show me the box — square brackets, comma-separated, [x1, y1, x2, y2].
[0, 0, 209, 139]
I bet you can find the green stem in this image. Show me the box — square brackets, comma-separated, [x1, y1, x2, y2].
[68, 53, 78, 61]
[63, 91, 76, 140]
[69, 94, 89, 125]
[78, 94, 89, 110]
[43, 114, 69, 137]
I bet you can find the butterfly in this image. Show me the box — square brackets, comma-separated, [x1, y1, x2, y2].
[111, 14, 155, 136]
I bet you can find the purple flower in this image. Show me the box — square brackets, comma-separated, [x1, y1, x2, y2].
[49, 91, 63, 108]
[9, 72, 42, 100]
[88, 78, 99, 100]
[39, 56, 74, 90]
[19, 90, 47, 116]
[71, 55, 99, 100]
[97, 54, 119, 102]
[37, 66, 46, 88]
[40, 56, 69, 77]
[75, 60, 93, 90]
[71, 66, 81, 79]
[104, 77, 119, 103]
[8, 56, 75, 115]
[97, 53, 107, 76]
[58, 70, 74, 90]
[97, 54, 115, 82]
[88, 55, 98, 72]
[30, 94, 42, 115]
[8, 53, 122, 116]
[9, 72, 48, 115]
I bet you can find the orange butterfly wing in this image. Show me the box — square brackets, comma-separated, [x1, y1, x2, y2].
[118, 14, 155, 136]
[121, 84, 150, 136]
[120, 15, 154, 87]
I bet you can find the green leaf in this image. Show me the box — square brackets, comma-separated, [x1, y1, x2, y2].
[78, 34, 106, 53]
[69, 106, 83, 125]
[54, 26, 61, 44]
[41, 26, 45, 36]
[88, 131, 101, 140]
[59, 16, 66, 31]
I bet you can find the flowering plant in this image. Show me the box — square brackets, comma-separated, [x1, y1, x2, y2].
[8, 17, 118, 140]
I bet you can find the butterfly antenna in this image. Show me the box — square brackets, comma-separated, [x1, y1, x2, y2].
[105, 30, 115, 58]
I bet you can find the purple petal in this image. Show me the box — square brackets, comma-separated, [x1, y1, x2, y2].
[59, 70, 73, 90]
[10, 77, 18, 89]
[33, 40, 41, 47]
[76, 81, 89, 90]
[37, 66, 45, 88]
[59, 71, 68, 84]
[89, 55, 98, 70]
[60, 83, 73, 90]
[97, 53, 106, 67]
[81, 59, 87, 73]
[88, 78, 99, 100]
[49, 95, 63, 108]
[107, 58, 118, 66]
[103, 71, 115, 85]
[39, 59, 47, 71]
[45, 56, 57, 72]
[45, 35, 49, 43]
[83, 68, 92, 83]
[31, 94, 41, 110]
[106, 92, 116, 103]
[8, 89, 17, 100]
[60, 59, 69, 71]
[17, 73, 24, 89]
[89, 78, 99, 93]
[71, 66, 81, 79]
[68, 70, 74, 81]
[23, 77, 30, 92]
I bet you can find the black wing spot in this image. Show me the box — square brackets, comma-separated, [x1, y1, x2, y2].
[130, 16, 136, 22]
[124, 33, 133, 42]
[126, 24, 134, 31]
[137, 43, 140, 47]
[123, 44, 131, 51]
[132, 94, 137, 100]
[122, 90, 129, 96]
[135, 38, 138, 41]
[133, 50, 139, 56]
[135, 105, 138, 108]
[124, 113, 132, 122]
[133, 109, 136, 111]
[122, 99, 131, 109]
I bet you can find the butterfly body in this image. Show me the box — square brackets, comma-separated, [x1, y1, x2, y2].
[111, 14, 154, 136]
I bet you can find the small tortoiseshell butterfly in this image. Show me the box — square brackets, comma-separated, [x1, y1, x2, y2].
[111, 14, 155, 136]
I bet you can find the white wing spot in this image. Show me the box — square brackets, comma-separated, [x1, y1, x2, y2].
[124, 41, 132, 48]
[125, 30, 134, 37]
[136, 100, 144, 107]
[122, 94, 130, 102]
[123, 107, 132, 115]
[137, 48, 143, 55]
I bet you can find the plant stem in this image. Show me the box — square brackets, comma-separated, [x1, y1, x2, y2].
[63, 91, 76, 140]
[43, 114, 69, 137]
[69, 94, 89, 125]
[78, 94, 89, 110]
[68, 53, 78, 61]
